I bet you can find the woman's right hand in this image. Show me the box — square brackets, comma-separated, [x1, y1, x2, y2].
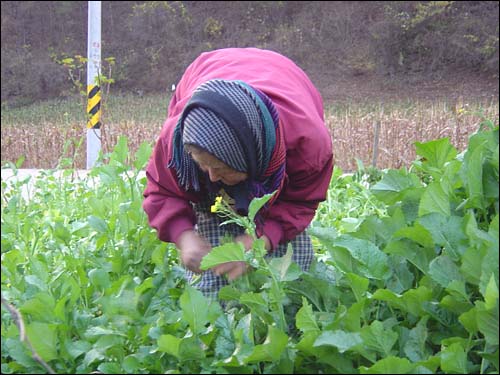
[175, 230, 212, 273]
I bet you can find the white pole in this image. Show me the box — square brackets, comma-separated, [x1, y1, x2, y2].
[86, 1, 101, 169]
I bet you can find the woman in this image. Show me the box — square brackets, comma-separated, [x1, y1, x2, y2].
[143, 47, 333, 298]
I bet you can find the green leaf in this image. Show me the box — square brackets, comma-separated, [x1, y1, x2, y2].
[4, 338, 37, 369]
[268, 246, 302, 282]
[239, 292, 273, 324]
[122, 355, 142, 373]
[483, 162, 499, 199]
[213, 327, 253, 367]
[20, 292, 55, 322]
[134, 141, 153, 170]
[476, 300, 499, 346]
[88, 268, 111, 289]
[460, 128, 499, 211]
[393, 222, 435, 249]
[344, 300, 366, 333]
[346, 273, 370, 302]
[97, 362, 122, 374]
[458, 307, 478, 334]
[440, 342, 469, 374]
[180, 285, 221, 335]
[53, 221, 72, 243]
[30, 258, 49, 284]
[385, 239, 436, 274]
[479, 350, 499, 373]
[361, 321, 398, 357]
[329, 235, 391, 280]
[88, 215, 108, 233]
[295, 298, 320, 334]
[295, 331, 318, 355]
[84, 326, 126, 338]
[418, 181, 450, 217]
[460, 246, 485, 286]
[65, 340, 92, 360]
[428, 255, 464, 288]
[178, 336, 206, 361]
[359, 356, 415, 374]
[296, 332, 355, 372]
[372, 170, 418, 193]
[83, 348, 105, 367]
[372, 286, 433, 317]
[461, 139, 485, 211]
[25, 322, 58, 362]
[218, 285, 242, 301]
[15, 155, 26, 168]
[479, 242, 499, 299]
[386, 259, 415, 294]
[403, 317, 429, 362]
[418, 214, 468, 261]
[109, 136, 129, 167]
[445, 279, 470, 303]
[489, 214, 499, 241]
[414, 138, 457, 172]
[484, 274, 499, 310]
[309, 223, 340, 240]
[248, 191, 276, 222]
[244, 325, 288, 363]
[157, 334, 180, 357]
[200, 242, 246, 270]
[314, 330, 363, 353]
[371, 169, 421, 204]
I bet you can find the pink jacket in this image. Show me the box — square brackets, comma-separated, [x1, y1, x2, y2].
[143, 48, 333, 250]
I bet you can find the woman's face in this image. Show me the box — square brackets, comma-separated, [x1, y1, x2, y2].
[189, 148, 248, 186]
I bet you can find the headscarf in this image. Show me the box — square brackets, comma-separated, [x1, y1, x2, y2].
[168, 79, 285, 215]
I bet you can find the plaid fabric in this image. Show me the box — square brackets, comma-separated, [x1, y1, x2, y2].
[184, 206, 314, 300]
[183, 107, 248, 172]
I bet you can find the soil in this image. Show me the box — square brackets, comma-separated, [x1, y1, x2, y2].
[309, 69, 499, 105]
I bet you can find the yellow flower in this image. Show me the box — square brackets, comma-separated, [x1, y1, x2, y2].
[211, 196, 223, 213]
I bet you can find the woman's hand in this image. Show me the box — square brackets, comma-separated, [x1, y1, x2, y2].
[176, 230, 212, 273]
[212, 234, 271, 280]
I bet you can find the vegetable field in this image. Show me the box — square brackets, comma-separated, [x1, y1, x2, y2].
[1, 122, 498, 373]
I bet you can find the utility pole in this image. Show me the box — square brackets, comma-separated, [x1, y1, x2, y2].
[86, 1, 101, 169]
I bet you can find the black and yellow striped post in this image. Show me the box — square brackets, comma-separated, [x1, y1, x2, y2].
[86, 1, 101, 169]
[87, 84, 101, 129]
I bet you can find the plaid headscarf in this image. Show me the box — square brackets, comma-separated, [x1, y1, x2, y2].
[168, 79, 285, 215]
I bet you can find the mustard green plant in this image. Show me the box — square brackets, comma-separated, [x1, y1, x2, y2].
[201, 191, 291, 331]
[209, 196, 255, 234]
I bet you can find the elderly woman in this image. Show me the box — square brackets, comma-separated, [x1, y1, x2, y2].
[143, 47, 333, 298]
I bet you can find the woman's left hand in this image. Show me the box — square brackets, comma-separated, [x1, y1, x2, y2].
[212, 234, 272, 280]
[212, 234, 254, 280]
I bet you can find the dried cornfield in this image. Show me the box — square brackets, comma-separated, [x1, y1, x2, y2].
[1, 121, 163, 170]
[1, 95, 498, 171]
[328, 99, 499, 171]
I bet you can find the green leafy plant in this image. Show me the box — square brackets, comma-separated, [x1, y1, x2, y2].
[2, 123, 498, 373]
[311, 125, 499, 374]
[200, 191, 294, 332]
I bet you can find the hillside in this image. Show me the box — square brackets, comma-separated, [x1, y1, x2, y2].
[1, 1, 498, 105]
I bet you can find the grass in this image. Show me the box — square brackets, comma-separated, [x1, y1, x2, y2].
[1, 92, 498, 170]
